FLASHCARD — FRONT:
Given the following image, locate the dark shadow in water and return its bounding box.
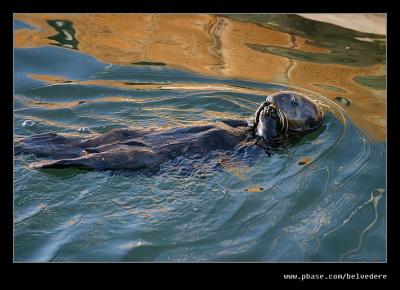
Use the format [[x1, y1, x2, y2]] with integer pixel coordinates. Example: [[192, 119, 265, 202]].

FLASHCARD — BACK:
[[353, 75, 386, 90], [124, 82, 169, 85], [132, 61, 167, 66], [246, 42, 380, 67], [47, 19, 79, 50], [313, 84, 348, 93], [219, 14, 386, 67], [286, 123, 326, 148], [39, 167, 89, 179], [38, 164, 162, 179]]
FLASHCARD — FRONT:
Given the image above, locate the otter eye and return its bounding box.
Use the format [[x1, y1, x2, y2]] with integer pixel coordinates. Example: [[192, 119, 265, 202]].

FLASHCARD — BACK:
[[290, 96, 297, 105], [305, 118, 315, 128]]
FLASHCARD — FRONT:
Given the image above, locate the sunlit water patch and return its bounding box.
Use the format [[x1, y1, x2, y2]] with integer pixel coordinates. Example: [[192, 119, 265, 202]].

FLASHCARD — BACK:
[[14, 17, 385, 262]]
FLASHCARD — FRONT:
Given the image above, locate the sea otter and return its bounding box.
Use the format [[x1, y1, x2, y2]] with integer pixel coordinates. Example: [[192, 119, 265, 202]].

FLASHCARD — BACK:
[[14, 91, 324, 171]]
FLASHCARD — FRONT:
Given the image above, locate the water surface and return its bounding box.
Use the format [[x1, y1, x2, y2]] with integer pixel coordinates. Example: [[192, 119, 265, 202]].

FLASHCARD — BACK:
[[14, 14, 386, 262]]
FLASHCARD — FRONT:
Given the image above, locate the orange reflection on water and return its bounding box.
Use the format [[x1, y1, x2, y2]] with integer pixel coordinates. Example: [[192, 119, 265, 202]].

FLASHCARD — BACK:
[[27, 73, 270, 96], [14, 13, 386, 140]]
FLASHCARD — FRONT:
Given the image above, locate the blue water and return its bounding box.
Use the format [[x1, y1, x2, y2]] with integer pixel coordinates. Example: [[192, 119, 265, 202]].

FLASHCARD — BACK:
[[14, 16, 386, 262]]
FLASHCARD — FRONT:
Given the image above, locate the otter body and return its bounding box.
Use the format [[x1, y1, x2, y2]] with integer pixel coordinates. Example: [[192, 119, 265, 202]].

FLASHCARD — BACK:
[[15, 91, 324, 171], [16, 122, 247, 170]]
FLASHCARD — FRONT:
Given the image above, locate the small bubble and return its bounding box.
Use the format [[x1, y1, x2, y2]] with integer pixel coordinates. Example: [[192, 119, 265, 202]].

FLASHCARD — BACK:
[[22, 119, 35, 127], [335, 96, 351, 106], [67, 219, 78, 225], [36, 203, 47, 210], [120, 240, 146, 249], [244, 186, 264, 192], [78, 127, 90, 133], [298, 157, 312, 166]]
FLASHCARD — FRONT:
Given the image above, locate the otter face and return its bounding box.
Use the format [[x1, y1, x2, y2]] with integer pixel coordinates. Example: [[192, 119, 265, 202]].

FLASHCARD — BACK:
[[266, 91, 324, 133], [254, 91, 324, 142]]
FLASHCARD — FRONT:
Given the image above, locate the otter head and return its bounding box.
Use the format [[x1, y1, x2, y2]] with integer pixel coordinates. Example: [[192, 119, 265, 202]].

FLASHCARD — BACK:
[[253, 91, 324, 143]]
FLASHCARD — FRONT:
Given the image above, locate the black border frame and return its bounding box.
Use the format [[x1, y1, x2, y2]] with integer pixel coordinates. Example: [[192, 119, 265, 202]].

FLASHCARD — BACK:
[[2, 0, 398, 284]]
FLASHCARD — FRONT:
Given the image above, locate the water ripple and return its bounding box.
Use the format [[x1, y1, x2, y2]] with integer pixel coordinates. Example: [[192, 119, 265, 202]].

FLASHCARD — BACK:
[[14, 59, 385, 262]]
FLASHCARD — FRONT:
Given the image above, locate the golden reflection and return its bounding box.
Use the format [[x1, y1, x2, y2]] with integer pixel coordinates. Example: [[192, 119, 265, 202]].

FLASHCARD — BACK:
[[27, 73, 269, 96], [15, 13, 386, 140], [244, 186, 265, 192]]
